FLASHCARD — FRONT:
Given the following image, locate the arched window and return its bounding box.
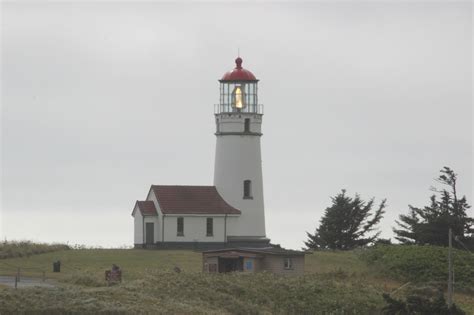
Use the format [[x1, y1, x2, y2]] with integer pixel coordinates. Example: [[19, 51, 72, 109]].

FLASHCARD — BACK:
[[243, 180, 252, 199]]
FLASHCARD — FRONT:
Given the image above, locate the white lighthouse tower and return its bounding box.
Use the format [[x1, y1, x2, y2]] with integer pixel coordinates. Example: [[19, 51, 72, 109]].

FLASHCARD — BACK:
[[214, 57, 269, 246]]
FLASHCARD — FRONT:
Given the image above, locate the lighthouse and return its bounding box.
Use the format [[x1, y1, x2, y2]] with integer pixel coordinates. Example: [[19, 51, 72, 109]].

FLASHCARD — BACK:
[[214, 57, 268, 245], [131, 56, 269, 249]]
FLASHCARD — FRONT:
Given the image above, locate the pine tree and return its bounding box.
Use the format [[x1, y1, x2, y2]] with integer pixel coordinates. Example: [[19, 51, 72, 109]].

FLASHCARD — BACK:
[[394, 167, 473, 246], [305, 190, 386, 250]]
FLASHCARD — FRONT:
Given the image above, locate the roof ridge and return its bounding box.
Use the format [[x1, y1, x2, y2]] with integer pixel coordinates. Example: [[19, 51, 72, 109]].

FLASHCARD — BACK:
[[151, 185, 216, 188]]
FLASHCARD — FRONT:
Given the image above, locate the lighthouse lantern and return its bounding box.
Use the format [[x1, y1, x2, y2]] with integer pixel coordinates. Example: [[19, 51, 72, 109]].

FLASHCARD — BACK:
[[217, 57, 261, 113]]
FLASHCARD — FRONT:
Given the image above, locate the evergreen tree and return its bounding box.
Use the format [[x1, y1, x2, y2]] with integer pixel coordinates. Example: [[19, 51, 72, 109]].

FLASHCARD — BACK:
[[394, 167, 473, 246], [305, 190, 386, 250]]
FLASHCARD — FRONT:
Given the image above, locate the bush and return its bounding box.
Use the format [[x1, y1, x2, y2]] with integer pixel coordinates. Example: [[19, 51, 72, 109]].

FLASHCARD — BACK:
[[0, 241, 70, 259], [360, 245, 474, 290], [382, 286, 466, 315]]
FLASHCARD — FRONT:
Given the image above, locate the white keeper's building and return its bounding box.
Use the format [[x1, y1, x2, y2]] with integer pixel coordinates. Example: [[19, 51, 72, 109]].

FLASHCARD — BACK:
[[131, 57, 269, 249]]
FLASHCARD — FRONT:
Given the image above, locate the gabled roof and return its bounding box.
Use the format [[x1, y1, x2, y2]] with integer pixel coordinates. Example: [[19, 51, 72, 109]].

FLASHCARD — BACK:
[[151, 185, 241, 215], [133, 200, 158, 216]]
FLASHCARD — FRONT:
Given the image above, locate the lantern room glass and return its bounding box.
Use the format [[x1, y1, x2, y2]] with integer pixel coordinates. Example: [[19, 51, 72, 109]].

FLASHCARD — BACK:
[[219, 82, 258, 113]]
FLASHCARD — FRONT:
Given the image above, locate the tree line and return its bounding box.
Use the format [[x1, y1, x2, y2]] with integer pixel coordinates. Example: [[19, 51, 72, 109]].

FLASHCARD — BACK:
[[305, 167, 473, 250]]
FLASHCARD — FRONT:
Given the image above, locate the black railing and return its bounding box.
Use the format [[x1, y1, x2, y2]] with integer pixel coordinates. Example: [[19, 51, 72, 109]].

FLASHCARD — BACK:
[[214, 104, 264, 114]]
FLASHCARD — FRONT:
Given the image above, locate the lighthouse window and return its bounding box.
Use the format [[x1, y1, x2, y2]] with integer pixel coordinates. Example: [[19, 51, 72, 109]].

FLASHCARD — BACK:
[[243, 180, 252, 199], [177, 217, 184, 236], [244, 119, 250, 132], [232, 86, 245, 109]]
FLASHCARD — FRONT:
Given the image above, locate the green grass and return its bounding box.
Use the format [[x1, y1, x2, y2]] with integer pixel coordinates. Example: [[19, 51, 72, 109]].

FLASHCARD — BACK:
[[0, 249, 202, 281], [0, 247, 472, 314]]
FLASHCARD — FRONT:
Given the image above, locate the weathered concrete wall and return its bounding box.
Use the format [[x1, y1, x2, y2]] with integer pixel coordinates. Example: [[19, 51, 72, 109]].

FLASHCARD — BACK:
[[203, 256, 218, 272], [261, 255, 305, 275]]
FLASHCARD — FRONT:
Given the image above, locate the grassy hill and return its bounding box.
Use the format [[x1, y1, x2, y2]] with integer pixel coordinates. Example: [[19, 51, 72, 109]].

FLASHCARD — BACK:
[[0, 245, 473, 314]]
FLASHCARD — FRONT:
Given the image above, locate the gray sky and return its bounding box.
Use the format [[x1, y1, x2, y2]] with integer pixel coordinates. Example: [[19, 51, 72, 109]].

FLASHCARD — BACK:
[[1, 2, 472, 249]]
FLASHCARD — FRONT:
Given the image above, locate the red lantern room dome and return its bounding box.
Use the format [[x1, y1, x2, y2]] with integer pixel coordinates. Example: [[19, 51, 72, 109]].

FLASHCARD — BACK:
[[220, 57, 258, 82]]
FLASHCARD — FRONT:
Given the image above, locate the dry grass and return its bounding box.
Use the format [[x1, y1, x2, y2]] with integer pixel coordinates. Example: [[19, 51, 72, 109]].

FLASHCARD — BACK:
[[0, 247, 472, 314], [0, 241, 70, 259]]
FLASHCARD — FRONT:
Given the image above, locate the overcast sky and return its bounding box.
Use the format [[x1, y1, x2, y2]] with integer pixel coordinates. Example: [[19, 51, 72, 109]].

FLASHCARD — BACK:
[[1, 1, 472, 249]]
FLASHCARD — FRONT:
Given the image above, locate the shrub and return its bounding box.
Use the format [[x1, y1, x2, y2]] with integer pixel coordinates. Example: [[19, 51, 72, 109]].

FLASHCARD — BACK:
[[360, 245, 474, 290], [382, 286, 466, 315], [0, 241, 70, 259]]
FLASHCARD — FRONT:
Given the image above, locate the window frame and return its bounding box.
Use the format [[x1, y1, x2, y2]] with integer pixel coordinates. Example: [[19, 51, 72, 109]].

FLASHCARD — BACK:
[[243, 180, 253, 199], [177, 217, 184, 236], [284, 257, 293, 270], [206, 217, 214, 237]]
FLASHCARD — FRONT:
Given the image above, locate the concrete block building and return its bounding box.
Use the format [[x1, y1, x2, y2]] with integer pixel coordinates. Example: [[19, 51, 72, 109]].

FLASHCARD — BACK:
[[202, 248, 306, 274]]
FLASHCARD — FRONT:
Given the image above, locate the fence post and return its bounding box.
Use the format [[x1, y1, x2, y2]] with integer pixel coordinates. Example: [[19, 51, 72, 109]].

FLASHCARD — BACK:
[[448, 228, 453, 308], [17, 267, 20, 282], [42, 271, 46, 282], [14, 275, 18, 289]]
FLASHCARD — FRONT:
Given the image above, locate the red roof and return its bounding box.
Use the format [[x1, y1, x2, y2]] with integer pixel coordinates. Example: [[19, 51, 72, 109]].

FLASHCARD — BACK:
[[134, 200, 158, 216], [220, 57, 258, 82], [151, 185, 241, 215]]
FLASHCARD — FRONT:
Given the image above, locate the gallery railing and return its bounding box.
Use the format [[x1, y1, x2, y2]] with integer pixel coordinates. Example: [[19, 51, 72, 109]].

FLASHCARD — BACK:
[[214, 104, 264, 114]]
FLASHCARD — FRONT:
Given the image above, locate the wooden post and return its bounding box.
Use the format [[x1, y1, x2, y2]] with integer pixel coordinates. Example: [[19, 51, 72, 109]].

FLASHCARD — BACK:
[[448, 228, 453, 308], [42, 271, 46, 282], [14, 275, 18, 289], [17, 267, 20, 282]]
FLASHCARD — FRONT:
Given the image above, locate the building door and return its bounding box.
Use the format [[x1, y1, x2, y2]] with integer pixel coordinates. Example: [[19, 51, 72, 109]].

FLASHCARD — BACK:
[[145, 222, 154, 244], [218, 257, 244, 273]]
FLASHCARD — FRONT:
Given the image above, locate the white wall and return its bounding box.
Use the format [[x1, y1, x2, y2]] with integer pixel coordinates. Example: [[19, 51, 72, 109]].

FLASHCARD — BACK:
[[146, 189, 162, 242], [162, 215, 227, 243], [133, 204, 143, 244], [133, 205, 160, 244], [214, 113, 266, 237]]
